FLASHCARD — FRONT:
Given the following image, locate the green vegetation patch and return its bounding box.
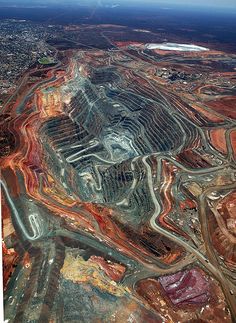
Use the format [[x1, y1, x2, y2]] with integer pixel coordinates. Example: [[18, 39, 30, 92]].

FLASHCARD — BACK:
[[38, 56, 56, 65]]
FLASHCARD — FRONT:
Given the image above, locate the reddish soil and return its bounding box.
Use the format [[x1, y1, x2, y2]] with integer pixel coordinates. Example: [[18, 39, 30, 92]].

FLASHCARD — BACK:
[[207, 97, 236, 119], [210, 128, 227, 154]]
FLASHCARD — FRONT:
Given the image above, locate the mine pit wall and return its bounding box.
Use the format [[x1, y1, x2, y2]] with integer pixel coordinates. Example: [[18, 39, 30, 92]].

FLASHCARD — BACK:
[[42, 141, 82, 198]]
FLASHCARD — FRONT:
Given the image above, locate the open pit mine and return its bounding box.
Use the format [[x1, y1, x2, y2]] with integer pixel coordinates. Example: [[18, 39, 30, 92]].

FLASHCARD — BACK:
[[1, 24, 236, 323]]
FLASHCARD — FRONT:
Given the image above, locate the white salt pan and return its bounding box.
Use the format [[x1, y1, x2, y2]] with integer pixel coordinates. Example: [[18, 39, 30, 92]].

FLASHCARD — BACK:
[[145, 42, 209, 52]]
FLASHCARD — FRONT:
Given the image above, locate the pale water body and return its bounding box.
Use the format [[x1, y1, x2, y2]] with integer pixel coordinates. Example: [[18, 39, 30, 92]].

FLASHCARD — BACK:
[[145, 42, 209, 51]]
